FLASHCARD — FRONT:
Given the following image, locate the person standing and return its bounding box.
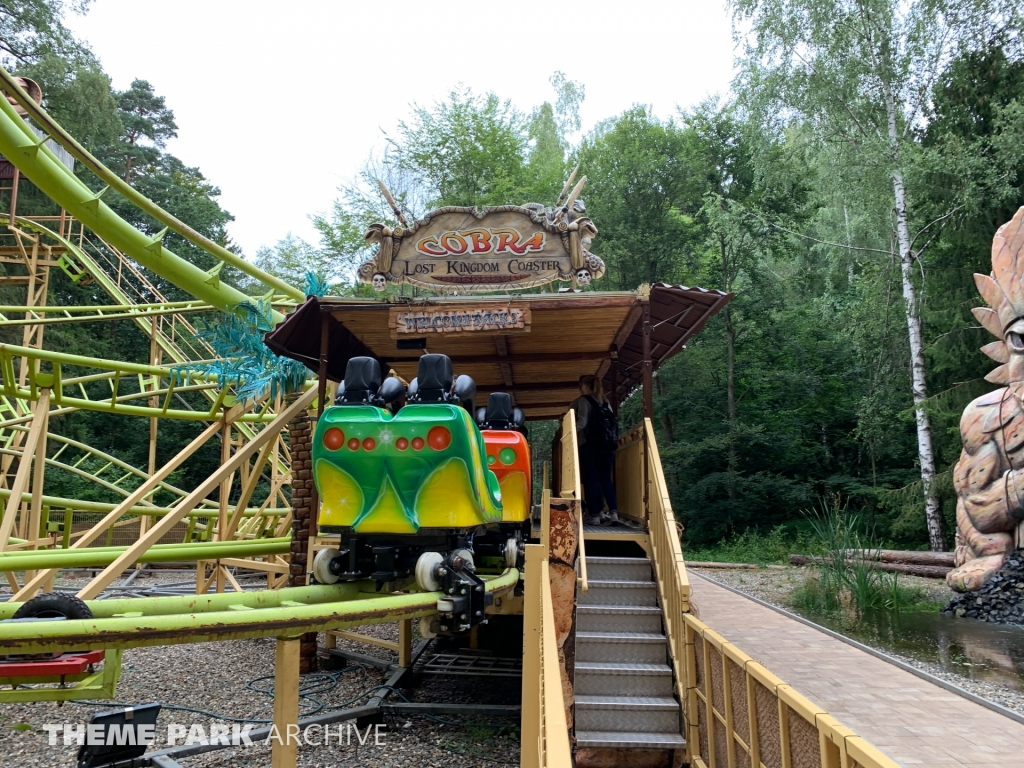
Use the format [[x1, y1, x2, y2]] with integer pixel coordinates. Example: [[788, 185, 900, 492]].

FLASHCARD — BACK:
[[570, 375, 619, 526]]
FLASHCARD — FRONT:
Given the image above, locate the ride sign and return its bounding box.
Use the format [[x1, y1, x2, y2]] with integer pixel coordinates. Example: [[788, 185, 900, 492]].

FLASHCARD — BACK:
[[389, 304, 531, 337], [357, 205, 605, 293]]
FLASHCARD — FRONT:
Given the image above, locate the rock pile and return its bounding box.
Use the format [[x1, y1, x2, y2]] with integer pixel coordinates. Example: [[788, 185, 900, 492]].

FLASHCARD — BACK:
[[943, 549, 1024, 623]]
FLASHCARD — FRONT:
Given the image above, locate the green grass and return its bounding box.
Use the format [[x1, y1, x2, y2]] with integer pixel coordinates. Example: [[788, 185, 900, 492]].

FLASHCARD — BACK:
[[684, 525, 818, 565], [789, 568, 927, 614]]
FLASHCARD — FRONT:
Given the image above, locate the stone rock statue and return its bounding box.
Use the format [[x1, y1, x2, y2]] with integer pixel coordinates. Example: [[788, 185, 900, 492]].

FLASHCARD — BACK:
[[949, 206, 1024, 592]]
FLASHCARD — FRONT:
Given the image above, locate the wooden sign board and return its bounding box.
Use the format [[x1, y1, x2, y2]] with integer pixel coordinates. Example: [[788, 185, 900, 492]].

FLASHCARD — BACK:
[[389, 304, 531, 338], [358, 205, 605, 293]]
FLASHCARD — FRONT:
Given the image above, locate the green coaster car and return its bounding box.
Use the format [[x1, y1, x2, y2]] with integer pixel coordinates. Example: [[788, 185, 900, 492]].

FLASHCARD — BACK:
[[314, 401, 503, 534]]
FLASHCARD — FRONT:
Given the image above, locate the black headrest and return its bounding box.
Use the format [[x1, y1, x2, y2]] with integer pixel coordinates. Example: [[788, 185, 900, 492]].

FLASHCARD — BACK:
[[379, 376, 406, 405], [338, 357, 381, 404], [410, 354, 453, 403], [486, 393, 514, 424], [453, 374, 476, 412], [478, 392, 525, 432]]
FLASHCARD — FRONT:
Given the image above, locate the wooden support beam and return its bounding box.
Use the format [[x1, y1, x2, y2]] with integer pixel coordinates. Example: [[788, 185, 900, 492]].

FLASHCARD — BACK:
[[495, 335, 514, 388], [387, 350, 608, 366], [642, 302, 653, 420], [272, 637, 300, 768], [24, 398, 48, 581], [317, 313, 330, 416], [399, 618, 413, 668], [218, 556, 289, 574], [597, 304, 643, 387], [75, 388, 317, 600], [0, 389, 48, 552], [330, 630, 400, 652], [216, 416, 231, 593], [12, 418, 224, 601], [224, 434, 278, 541]]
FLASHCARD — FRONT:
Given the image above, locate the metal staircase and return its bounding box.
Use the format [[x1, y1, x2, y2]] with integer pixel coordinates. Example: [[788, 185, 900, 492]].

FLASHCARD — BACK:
[[574, 554, 686, 752]]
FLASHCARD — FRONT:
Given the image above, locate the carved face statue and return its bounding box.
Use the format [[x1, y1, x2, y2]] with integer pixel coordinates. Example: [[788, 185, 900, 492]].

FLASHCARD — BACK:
[[372, 273, 387, 292], [1005, 319, 1024, 379], [575, 269, 591, 286]]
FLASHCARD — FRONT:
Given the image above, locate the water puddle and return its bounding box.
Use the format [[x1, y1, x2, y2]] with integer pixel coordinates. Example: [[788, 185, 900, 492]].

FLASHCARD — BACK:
[[792, 607, 1024, 689]]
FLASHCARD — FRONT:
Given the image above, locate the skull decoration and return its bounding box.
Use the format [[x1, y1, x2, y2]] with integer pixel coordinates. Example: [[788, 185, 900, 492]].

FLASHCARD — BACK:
[[372, 273, 387, 292], [575, 268, 592, 287]]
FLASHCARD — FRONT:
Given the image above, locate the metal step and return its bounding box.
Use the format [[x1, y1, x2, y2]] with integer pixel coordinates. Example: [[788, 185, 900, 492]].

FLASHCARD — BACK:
[[575, 695, 680, 733], [586, 556, 653, 581], [574, 662, 674, 697], [576, 631, 668, 664], [578, 579, 658, 607], [573, 556, 685, 750], [576, 604, 663, 633], [575, 730, 687, 750]]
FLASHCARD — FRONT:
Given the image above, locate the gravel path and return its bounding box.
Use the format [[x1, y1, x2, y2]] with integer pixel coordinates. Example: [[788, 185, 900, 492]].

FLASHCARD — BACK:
[[0, 634, 520, 768], [690, 565, 951, 608], [691, 565, 1024, 718], [0, 569, 520, 767]]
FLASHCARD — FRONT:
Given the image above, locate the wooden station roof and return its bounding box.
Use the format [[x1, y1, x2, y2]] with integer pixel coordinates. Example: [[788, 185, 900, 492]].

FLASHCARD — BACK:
[[265, 284, 732, 420]]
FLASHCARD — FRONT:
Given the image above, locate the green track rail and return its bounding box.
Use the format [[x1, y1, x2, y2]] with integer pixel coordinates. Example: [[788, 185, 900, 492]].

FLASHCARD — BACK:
[[0, 568, 520, 654], [0, 67, 302, 312]]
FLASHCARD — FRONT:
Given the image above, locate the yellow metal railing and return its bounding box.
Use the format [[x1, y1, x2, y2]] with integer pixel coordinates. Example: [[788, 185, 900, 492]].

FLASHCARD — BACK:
[[521, 490, 572, 768], [558, 409, 582, 501], [684, 616, 900, 768], [559, 409, 587, 593], [644, 418, 690, 708], [640, 417, 900, 768]]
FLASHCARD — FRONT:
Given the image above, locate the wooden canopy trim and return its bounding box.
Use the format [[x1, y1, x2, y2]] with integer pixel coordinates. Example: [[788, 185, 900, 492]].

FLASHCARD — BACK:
[[264, 296, 378, 382], [263, 285, 732, 417], [601, 283, 732, 404]]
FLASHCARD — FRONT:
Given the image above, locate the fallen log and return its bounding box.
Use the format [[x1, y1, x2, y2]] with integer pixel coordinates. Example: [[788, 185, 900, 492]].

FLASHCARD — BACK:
[[788, 554, 951, 579], [685, 561, 760, 569], [845, 549, 955, 567]]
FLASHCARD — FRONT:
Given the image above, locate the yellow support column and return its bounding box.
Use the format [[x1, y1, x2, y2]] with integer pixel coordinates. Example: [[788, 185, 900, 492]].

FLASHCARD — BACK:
[[272, 636, 300, 768], [398, 618, 413, 668]]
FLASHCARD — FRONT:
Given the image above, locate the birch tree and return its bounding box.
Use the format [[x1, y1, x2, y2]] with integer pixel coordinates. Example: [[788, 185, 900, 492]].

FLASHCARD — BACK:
[[729, 0, 1017, 550]]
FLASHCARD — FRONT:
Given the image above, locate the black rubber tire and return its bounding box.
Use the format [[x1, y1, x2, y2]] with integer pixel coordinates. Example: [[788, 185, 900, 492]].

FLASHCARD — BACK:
[[11, 593, 93, 621]]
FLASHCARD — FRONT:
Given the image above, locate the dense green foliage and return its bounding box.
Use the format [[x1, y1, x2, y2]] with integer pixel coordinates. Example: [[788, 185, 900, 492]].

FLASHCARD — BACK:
[[0, 17, 240, 507], [2, 3, 1023, 553]]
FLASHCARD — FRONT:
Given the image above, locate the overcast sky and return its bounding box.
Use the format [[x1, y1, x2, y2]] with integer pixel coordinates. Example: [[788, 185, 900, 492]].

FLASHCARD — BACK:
[[66, 1, 736, 258]]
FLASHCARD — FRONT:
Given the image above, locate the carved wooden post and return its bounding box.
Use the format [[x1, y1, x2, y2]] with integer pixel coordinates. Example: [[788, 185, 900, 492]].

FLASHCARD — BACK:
[[547, 497, 579, 734]]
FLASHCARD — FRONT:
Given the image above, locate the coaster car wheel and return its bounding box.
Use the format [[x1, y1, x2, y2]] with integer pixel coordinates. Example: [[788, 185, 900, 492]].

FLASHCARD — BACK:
[[12, 593, 93, 621], [6, 594, 94, 661]]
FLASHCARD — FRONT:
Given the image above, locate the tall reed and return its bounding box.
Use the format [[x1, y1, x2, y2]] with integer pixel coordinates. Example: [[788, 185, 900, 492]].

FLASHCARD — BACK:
[[790, 495, 922, 614]]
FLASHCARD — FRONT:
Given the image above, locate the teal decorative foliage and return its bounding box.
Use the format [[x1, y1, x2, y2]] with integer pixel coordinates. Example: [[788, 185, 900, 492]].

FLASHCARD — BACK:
[[172, 298, 308, 405], [304, 271, 329, 298]]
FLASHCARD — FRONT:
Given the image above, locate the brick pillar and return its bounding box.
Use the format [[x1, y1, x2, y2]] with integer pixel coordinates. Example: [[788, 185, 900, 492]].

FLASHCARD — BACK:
[[287, 411, 318, 673]]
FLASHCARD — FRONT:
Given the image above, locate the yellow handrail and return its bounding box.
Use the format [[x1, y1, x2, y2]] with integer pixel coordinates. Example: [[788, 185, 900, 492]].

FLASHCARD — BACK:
[[520, 489, 572, 768], [644, 418, 690, 707], [641, 417, 900, 768], [684, 614, 900, 768]]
